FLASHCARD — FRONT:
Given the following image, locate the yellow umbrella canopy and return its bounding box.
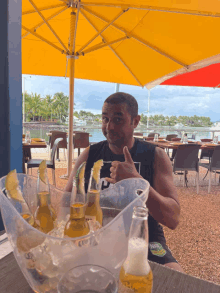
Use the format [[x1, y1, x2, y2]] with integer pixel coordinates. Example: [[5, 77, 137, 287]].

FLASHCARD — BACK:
[[22, 0, 220, 175]]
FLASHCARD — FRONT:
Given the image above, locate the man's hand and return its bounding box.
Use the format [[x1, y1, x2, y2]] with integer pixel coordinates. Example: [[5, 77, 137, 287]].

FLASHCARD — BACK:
[[105, 146, 142, 184]]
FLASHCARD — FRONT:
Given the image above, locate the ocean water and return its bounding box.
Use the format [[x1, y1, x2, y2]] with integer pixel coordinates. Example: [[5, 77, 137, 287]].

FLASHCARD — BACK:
[[23, 124, 219, 144]]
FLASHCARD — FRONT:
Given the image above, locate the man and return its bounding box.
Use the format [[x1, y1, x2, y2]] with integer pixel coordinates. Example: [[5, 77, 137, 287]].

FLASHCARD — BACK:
[[65, 92, 183, 272]]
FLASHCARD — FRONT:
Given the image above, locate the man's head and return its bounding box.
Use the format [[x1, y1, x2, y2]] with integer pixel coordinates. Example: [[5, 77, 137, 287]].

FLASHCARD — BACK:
[[104, 92, 138, 121], [102, 92, 140, 148]]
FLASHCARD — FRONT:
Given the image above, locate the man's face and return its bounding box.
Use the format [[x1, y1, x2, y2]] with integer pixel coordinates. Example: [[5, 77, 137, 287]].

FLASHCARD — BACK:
[[102, 102, 139, 147]]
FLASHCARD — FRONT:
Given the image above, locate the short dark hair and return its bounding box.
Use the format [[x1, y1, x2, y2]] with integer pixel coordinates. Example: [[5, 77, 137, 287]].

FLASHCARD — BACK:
[[104, 92, 138, 119]]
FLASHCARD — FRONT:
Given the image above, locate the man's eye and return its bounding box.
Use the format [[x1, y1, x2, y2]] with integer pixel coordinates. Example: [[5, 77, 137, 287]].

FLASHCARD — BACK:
[[114, 117, 122, 123], [102, 117, 108, 123]]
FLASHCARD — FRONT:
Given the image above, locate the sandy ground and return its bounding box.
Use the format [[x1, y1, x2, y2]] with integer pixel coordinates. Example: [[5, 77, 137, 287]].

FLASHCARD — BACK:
[[2, 148, 220, 285]]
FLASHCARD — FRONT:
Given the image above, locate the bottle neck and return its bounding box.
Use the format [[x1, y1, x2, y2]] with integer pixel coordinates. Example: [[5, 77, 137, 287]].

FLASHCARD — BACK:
[[88, 168, 100, 192], [128, 206, 149, 244], [37, 170, 51, 206], [37, 191, 50, 207], [87, 190, 100, 205]]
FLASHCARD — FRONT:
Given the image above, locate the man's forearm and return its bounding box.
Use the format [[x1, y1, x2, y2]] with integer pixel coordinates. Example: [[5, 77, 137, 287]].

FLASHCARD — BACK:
[[147, 186, 180, 230]]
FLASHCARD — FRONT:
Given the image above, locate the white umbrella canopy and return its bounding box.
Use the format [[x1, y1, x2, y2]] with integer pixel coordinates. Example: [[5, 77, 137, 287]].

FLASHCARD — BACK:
[[22, 0, 220, 176]]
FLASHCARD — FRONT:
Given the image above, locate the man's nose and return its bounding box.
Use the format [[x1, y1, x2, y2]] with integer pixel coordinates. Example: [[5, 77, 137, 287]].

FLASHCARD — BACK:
[[106, 119, 114, 130]]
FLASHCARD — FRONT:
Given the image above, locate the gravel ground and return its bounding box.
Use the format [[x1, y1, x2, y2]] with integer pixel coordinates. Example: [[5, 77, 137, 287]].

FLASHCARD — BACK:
[[30, 158, 220, 286]]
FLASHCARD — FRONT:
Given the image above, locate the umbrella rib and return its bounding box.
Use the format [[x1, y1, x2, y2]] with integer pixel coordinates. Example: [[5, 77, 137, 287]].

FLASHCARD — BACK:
[[80, 9, 143, 86], [77, 9, 129, 54], [81, 2, 220, 18], [23, 4, 66, 15], [28, 0, 68, 53], [82, 7, 188, 68], [80, 36, 128, 55], [22, 7, 68, 39], [22, 25, 65, 54]]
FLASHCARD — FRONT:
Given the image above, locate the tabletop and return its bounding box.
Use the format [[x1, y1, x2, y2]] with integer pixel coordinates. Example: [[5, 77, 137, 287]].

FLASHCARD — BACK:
[[144, 140, 220, 150], [23, 139, 47, 149], [0, 252, 220, 293]]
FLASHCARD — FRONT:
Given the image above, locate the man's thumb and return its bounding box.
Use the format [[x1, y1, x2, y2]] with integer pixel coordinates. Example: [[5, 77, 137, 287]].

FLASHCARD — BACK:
[[123, 146, 133, 164]]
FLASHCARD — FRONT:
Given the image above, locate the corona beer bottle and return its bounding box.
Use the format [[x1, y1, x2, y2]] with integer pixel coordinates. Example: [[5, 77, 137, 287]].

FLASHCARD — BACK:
[[35, 161, 56, 233], [5, 170, 37, 227], [85, 160, 103, 226], [119, 206, 153, 293], [64, 162, 90, 238]]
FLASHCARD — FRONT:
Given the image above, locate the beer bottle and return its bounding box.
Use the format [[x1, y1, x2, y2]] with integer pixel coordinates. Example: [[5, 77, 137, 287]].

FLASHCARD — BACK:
[[119, 206, 153, 293], [85, 160, 103, 227], [5, 170, 37, 227], [64, 162, 90, 238], [35, 162, 57, 233]]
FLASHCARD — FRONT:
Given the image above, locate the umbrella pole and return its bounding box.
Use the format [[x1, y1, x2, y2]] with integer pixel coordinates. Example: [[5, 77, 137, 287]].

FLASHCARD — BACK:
[[67, 56, 75, 177]]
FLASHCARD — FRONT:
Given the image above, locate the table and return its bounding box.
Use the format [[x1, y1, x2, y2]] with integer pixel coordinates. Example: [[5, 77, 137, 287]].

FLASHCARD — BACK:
[[46, 132, 92, 137], [146, 140, 219, 150], [1, 252, 220, 293], [22, 141, 47, 173]]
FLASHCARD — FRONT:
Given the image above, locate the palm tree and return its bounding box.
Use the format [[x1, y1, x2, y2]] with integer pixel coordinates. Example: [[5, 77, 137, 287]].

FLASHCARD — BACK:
[[53, 92, 69, 122]]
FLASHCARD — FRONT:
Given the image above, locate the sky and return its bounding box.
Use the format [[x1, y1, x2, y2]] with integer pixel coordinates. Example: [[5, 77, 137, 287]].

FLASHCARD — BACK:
[[23, 75, 220, 122]]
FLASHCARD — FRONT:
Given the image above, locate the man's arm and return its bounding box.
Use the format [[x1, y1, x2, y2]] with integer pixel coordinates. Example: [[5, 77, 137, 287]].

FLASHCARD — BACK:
[[64, 147, 90, 192], [147, 147, 180, 230], [105, 146, 180, 230]]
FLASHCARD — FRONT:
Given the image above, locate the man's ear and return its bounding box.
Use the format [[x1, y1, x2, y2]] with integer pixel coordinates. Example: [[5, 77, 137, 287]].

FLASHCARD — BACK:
[[133, 115, 141, 128]]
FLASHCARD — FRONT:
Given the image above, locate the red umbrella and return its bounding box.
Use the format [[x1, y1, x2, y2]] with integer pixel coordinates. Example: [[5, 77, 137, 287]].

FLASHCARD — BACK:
[[161, 63, 220, 88]]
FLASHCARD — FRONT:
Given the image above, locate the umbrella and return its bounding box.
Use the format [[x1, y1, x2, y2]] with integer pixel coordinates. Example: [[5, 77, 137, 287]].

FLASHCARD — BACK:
[[22, 0, 220, 176], [160, 63, 220, 88]]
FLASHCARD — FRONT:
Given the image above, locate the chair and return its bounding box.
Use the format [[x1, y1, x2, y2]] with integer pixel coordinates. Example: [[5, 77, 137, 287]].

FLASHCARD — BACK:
[[200, 139, 212, 142], [145, 137, 154, 141], [169, 137, 181, 161], [166, 134, 178, 158], [166, 134, 178, 141], [27, 138, 63, 186], [171, 137, 181, 141], [173, 144, 200, 194], [133, 132, 143, 137], [200, 139, 214, 163], [73, 132, 90, 156], [199, 145, 220, 193], [49, 131, 67, 161], [148, 132, 160, 138]]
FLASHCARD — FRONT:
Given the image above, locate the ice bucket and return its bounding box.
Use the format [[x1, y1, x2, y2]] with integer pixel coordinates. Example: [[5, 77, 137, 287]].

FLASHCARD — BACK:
[[0, 174, 149, 293]]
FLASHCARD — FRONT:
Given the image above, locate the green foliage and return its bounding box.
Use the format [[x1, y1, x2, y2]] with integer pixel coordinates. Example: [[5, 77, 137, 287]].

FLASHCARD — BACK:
[[140, 113, 213, 127], [23, 92, 102, 124]]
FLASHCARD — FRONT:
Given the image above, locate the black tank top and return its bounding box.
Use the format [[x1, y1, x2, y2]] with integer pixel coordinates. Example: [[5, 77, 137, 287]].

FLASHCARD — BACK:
[[85, 138, 165, 241]]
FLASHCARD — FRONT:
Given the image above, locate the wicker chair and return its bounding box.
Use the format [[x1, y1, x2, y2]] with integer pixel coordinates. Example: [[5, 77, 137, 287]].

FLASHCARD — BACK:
[[166, 134, 178, 141], [49, 131, 67, 161], [199, 145, 220, 193], [73, 132, 90, 156], [173, 144, 200, 194]]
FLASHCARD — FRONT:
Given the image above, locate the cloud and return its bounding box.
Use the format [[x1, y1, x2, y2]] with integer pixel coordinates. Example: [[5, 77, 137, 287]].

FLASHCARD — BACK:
[[22, 75, 220, 122]]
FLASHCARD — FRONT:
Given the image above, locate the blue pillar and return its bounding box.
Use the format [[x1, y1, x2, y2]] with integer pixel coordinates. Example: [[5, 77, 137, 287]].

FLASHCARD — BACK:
[[0, 0, 22, 231]]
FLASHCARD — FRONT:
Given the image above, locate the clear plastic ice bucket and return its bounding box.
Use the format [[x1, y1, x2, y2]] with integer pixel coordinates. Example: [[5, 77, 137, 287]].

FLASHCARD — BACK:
[[0, 174, 149, 293]]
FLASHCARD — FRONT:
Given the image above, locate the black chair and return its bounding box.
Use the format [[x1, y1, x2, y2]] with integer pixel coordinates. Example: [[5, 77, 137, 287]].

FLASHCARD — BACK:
[[27, 138, 63, 186], [199, 145, 220, 193], [173, 144, 200, 194], [148, 132, 160, 138], [49, 131, 67, 161]]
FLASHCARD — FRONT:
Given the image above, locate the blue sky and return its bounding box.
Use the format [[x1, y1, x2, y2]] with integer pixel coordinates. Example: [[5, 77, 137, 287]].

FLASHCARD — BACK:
[[23, 75, 220, 122]]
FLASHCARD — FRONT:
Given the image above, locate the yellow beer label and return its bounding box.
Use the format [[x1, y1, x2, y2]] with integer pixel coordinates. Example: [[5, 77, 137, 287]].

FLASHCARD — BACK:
[[118, 280, 134, 293], [149, 242, 166, 257]]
